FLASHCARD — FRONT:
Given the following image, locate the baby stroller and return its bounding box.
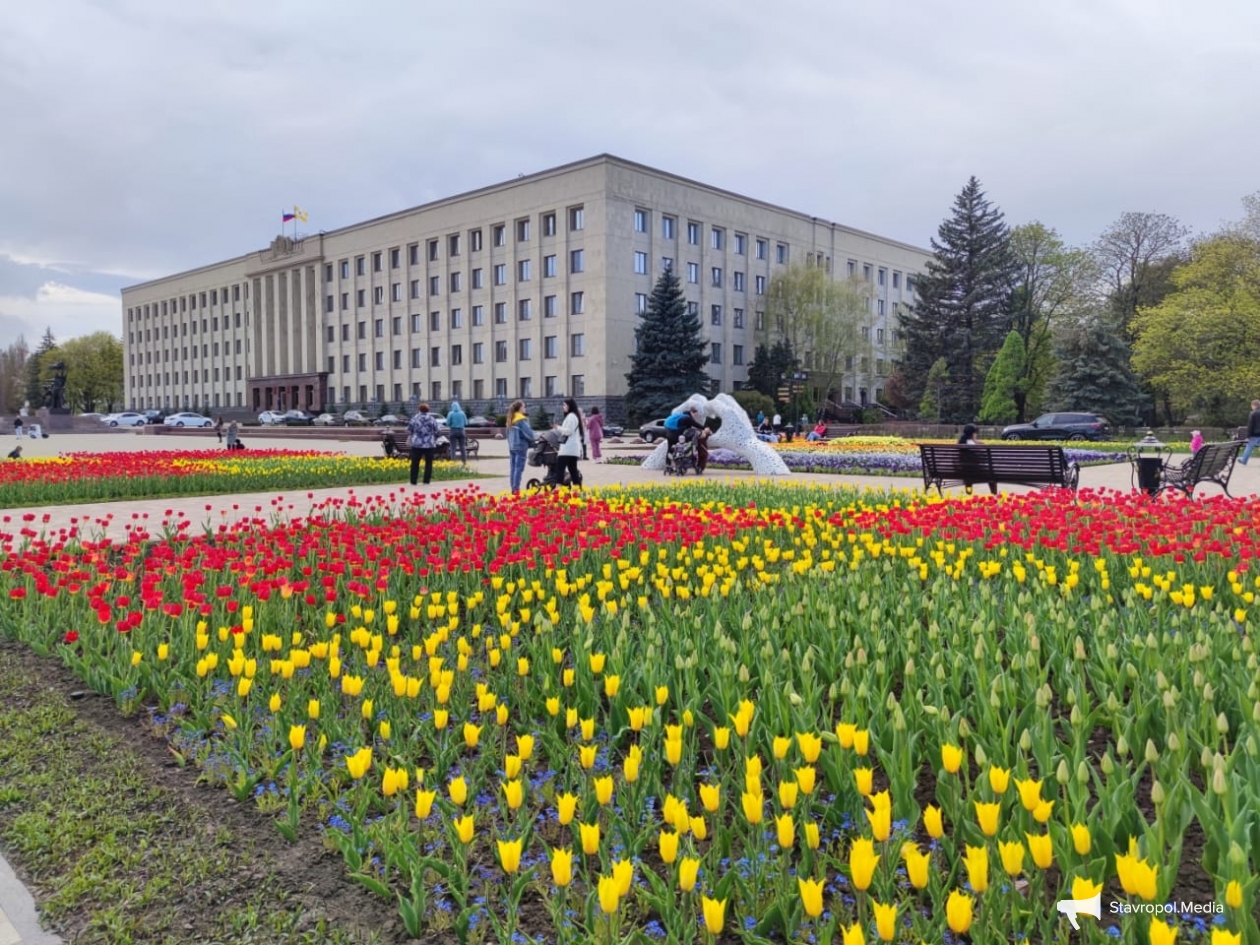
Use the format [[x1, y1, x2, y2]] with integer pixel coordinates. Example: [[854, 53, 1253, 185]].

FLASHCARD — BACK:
[[525, 429, 576, 489], [664, 426, 706, 476]]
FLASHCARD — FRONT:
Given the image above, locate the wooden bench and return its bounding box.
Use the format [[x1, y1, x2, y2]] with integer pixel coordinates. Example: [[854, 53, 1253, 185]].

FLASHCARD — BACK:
[[919, 444, 1079, 495], [1157, 441, 1241, 497]]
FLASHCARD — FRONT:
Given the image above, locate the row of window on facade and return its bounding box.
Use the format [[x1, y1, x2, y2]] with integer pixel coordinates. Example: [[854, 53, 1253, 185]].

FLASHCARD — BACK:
[[324, 332, 588, 375], [127, 311, 245, 344], [129, 337, 245, 366], [325, 250, 587, 311], [127, 284, 248, 323], [632, 210, 791, 262], [133, 365, 244, 387], [326, 207, 586, 282]]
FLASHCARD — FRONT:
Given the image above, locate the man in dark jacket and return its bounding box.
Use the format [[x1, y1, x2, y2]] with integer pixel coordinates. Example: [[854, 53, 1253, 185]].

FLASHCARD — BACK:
[[1240, 399, 1260, 464]]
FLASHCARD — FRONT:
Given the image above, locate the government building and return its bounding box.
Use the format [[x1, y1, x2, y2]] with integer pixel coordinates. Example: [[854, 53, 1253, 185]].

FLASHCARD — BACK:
[[120, 154, 930, 421]]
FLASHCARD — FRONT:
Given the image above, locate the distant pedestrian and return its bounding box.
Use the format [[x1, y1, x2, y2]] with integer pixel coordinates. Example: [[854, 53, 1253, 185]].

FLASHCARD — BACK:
[[756, 410, 765, 427], [506, 400, 537, 494], [554, 397, 585, 488], [14, 416, 22, 440], [225, 421, 240, 450], [406, 403, 441, 485], [215, 416, 224, 443], [1190, 430, 1204, 454], [587, 406, 605, 463], [446, 400, 468, 464], [1240, 400, 1260, 465], [772, 412, 782, 433]]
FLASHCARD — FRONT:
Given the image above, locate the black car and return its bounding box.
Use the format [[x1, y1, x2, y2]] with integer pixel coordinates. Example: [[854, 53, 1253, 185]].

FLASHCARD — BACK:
[[143, 409, 168, 424], [1000, 412, 1112, 441]]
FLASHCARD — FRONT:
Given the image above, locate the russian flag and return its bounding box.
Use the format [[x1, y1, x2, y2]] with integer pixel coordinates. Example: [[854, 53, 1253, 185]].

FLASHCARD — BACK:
[[282, 212, 296, 223]]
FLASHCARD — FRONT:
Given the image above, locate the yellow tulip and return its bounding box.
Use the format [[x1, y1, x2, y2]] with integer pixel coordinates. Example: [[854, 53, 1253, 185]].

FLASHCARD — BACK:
[[699, 783, 721, 813], [836, 722, 857, 749], [580, 821, 601, 855], [975, 801, 1001, 837], [503, 754, 522, 780], [379, 720, 391, 741], [1071, 823, 1091, 855], [1015, 777, 1043, 811], [448, 776, 468, 806], [713, 726, 730, 750], [796, 731, 822, 763], [221, 713, 238, 731], [550, 847, 573, 887], [941, 743, 963, 774], [946, 890, 974, 934], [433, 708, 449, 730], [463, 722, 481, 748], [689, 815, 707, 840], [866, 803, 891, 842], [902, 843, 930, 888], [924, 805, 945, 839], [798, 876, 825, 918], [454, 814, 474, 844], [1225, 880, 1242, 909], [773, 735, 791, 760], [556, 792, 578, 825], [581, 717, 596, 741], [307, 698, 321, 720], [613, 858, 633, 897], [988, 765, 1011, 794], [497, 837, 522, 874], [872, 901, 897, 943], [664, 737, 682, 766], [730, 699, 755, 737], [795, 765, 817, 795], [804, 820, 821, 850], [1211, 931, 1241, 945], [1027, 831, 1053, 869], [627, 706, 647, 731], [776, 812, 795, 849], [1071, 876, 1103, 901], [597, 874, 619, 914], [854, 767, 873, 796], [964, 844, 989, 893], [502, 779, 525, 811], [589, 652, 606, 674], [778, 779, 799, 809], [999, 839, 1025, 876], [1032, 799, 1055, 823], [593, 775, 614, 806], [382, 767, 405, 797], [741, 790, 763, 825], [288, 724, 306, 751], [345, 747, 372, 780], [546, 696, 561, 717], [579, 743, 598, 769], [414, 789, 436, 819], [701, 896, 726, 935], [623, 754, 640, 783], [236, 677, 252, 697], [655, 685, 669, 705], [517, 656, 529, 676], [852, 729, 870, 756], [849, 837, 879, 891], [678, 856, 700, 892], [658, 829, 679, 864], [515, 733, 534, 760], [1149, 919, 1178, 945]]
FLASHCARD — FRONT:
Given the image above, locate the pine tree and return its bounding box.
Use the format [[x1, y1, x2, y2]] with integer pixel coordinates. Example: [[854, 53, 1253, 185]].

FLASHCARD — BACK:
[[745, 340, 798, 401], [24, 328, 57, 410], [979, 330, 1026, 424], [919, 357, 950, 421], [625, 266, 709, 425], [1047, 318, 1145, 426], [899, 177, 1018, 421]]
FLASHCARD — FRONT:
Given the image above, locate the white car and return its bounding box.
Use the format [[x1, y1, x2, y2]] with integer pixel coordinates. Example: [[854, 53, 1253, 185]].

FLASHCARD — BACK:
[[258, 411, 286, 425], [164, 412, 214, 428], [105, 412, 147, 427], [342, 410, 368, 426], [312, 413, 341, 426]]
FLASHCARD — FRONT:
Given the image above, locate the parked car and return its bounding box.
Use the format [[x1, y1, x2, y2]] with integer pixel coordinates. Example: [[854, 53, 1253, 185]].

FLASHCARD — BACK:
[[143, 409, 168, 424], [258, 410, 286, 425], [603, 423, 625, 438], [164, 411, 214, 428], [106, 412, 148, 427], [639, 418, 669, 442], [1000, 412, 1112, 441], [282, 410, 315, 425], [312, 413, 341, 426], [342, 410, 369, 426], [465, 415, 496, 428], [374, 414, 400, 426], [78, 412, 105, 421]]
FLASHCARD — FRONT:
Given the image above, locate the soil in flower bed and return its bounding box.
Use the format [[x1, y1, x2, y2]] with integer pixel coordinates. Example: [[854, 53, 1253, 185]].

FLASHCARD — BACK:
[[0, 640, 397, 945]]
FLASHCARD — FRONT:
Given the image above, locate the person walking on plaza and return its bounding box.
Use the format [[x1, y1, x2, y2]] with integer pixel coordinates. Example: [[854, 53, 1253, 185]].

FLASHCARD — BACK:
[[406, 403, 441, 485], [446, 400, 468, 463], [586, 405, 605, 463], [506, 400, 537, 494], [1241, 400, 1260, 465], [555, 397, 585, 488], [14, 416, 22, 440], [215, 416, 224, 443]]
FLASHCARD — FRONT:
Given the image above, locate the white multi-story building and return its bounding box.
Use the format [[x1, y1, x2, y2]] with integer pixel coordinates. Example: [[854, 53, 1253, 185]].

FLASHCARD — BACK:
[[120, 154, 929, 420]]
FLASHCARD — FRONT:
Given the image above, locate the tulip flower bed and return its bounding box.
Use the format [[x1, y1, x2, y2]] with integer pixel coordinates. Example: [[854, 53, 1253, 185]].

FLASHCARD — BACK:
[[0, 449, 469, 507], [1, 482, 1258, 944]]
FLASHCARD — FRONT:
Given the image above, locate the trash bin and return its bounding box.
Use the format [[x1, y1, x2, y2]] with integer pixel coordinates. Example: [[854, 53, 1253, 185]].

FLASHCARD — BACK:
[[1128, 432, 1169, 496]]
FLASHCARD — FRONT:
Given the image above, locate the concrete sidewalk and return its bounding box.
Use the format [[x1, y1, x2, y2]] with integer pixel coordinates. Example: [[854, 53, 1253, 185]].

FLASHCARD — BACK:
[[0, 850, 60, 945]]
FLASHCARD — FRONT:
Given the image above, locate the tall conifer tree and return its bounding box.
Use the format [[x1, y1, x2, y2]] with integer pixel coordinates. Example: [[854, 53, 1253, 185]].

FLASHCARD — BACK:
[[899, 177, 1018, 420], [625, 265, 709, 424]]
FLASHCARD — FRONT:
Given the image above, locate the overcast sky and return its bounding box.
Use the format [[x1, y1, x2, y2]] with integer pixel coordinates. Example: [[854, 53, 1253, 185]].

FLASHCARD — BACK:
[[1, 0, 1257, 348]]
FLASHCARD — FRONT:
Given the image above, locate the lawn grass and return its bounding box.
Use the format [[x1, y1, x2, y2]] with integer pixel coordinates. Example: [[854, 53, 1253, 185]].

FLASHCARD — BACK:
[[0, 642, 385, 945]]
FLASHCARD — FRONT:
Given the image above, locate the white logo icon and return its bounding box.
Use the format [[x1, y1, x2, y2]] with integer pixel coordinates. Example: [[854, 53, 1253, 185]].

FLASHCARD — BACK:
[[1056, 892, 1102, 930]]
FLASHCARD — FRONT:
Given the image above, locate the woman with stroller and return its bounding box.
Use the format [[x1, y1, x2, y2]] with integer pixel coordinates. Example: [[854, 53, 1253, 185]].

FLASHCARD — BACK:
[[506, 401, 537, 494], [554, 398, 585, 488]]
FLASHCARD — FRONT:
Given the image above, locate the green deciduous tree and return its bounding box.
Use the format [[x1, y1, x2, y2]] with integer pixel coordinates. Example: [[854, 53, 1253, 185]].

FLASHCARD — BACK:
[[58, 332, 124, 413], [762, 264, 869, 410], [979, 330, 1025, 424], [1132, 234, 1260, 427], [0, 337, 29, 415], [624, 266, 709, 425], [899, 177, 1018, 420]]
